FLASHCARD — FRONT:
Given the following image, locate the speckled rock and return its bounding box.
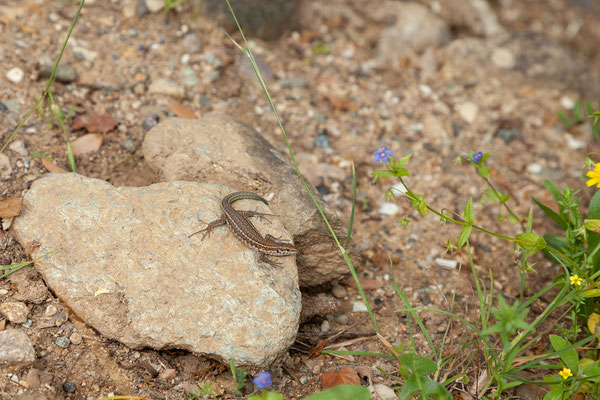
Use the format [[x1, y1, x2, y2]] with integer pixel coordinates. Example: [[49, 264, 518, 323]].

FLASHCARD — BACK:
[[0, 329, 35, 363], [11, 174, 300, 366]]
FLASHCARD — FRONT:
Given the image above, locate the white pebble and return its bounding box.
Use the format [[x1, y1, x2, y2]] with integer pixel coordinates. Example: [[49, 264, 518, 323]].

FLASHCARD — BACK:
[[456, 102, 479, 124], [181, 53, 190, 64], [434, 257, 458, 269], [6, 67, 24, 83], [378, 202, 399, 216], [491, 48, 515, 69], [527, 163, 542, 174], [352, 301, 368, 313], [390, 183, 407, 197], [566, 135, 586, 150], [560, 96, 575, 110]]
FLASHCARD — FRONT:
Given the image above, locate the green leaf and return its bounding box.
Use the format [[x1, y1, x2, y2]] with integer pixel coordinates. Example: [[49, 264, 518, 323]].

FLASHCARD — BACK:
[[480, 152, 491, 163], [556, 110, 573, 127], [588, 190, 600, 268], [516, 232, 547, 256], [574, 99, 584, 122], [533, 197, 568, 230], [457, 226, 472, 250], [543, 233, 568, 251], [549, 334, 579, 372], [398, 353, 437, 375], [544, 180, 564, 208], [543, 387, 567, 400], [477, 165, 490, 179], [398, 375, 451, 400], [302, 385, 370, 400], [463, 197, 474, 224]]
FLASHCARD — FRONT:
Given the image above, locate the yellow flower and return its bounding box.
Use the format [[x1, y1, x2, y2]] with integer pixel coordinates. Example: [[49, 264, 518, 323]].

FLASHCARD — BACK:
[[586, 163, 600, 188], [570, 275, 583, 286], [559, 367, 573, 380]]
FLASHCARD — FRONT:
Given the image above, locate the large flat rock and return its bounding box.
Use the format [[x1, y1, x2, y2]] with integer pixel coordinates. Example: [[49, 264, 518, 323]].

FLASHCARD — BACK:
[[11, 173, 300, 366]]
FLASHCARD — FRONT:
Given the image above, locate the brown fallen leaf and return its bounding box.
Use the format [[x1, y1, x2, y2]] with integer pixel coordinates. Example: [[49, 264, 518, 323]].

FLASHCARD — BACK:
[[41, 158, 67, 173], [168, 101, 197, 119], [0, 197, 23, 218], [321, 366, 360, 389], [71, 133, 103, 156], [71, 113, 118, 133]]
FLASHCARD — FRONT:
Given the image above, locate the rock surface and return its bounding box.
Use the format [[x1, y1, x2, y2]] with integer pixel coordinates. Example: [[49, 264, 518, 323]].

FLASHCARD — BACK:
[[0, 301, 30, 324], [0, 329, 35, 363], [142, 113, 359, 287], [11, 173, 300, 366]]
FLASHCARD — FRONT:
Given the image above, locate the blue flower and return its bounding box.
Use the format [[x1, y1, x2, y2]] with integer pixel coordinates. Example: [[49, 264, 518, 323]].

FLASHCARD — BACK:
[[253, 371, 272, 390], [472, 151, 483, 163], [373, 147, 393, 162]]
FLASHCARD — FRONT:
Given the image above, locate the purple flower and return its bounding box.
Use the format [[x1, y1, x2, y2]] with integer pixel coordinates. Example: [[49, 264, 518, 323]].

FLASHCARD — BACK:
[[472, 151, 483, 163], [253, 371, 272, 390], [373, 147, 393, 162]]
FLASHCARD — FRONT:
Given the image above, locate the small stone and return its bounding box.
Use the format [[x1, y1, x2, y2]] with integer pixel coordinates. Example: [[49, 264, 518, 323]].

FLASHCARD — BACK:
[[62, 381, 76, 393], [456, 102, 479, 124], [44, 304, 58, 317], [0, 301, 30, 324], [314, 132, 330, 148], [279, 77, 306, 89], [390, 183, 407, 197], [372, 383, 397, 400], [0, 329, 35, 363], [69, 332, 82, 345], [496, 128, 521, 144], [10, 373, 19, 383], [566, 135, 586, 150], [320, 320, 330, 332], [142, 114, 160, 131], [434, 258, 458, 269], [182, 33, 202, 53], [145, 0, 163, 13], [25, 368, 41, 389], [159, 368, 177, 380], [0, 153, 12, 180], [148, 79, 185, 98], [491, 48, 515, 69], [179, 67, 199, 87], [378, 202, 399, 216], [560, 96, 575, 110], [6, 67, 24, 83], [331, 284, 347, 299], [527, 163, 542, 174], [299, 376, 308, 384], [127, 28, 138, 37], [334, 313, 348, 325], [37, 60, 77, 83], [8, 140, 27, 156], [352, 301, 368, 313], [21, 319, 32, 328], [181, 53, 190, 64], [55, 335, 70, 348]]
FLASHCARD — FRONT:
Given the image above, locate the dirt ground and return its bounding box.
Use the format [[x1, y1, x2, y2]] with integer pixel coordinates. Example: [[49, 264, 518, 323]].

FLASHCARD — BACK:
[[1, 0, 600, 399]]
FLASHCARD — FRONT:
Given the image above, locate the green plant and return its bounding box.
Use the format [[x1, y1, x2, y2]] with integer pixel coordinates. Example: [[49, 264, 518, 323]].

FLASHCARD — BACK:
[[230, 359, 248, 396], [556, 98, 600, 137], [187, 381, 217, 399]]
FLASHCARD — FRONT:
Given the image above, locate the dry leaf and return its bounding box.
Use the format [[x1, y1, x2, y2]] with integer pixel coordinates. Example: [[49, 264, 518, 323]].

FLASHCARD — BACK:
[[71, 113, 118, 133], [0, 197, 23, 218], [71, 133, 103, 156], [168, 101, 197, 119], [41, 158, 67, 173], [321, 366, 360, 389]]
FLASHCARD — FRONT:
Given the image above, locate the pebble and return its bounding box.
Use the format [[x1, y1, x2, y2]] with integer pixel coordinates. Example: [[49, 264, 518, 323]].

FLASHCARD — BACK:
[[62, 381, 76, 393], [182, 32, 202, 53], [352, 301, 368, 313], [142, 114, 160, 131], [279, 77, 306, 89], [378, 202, 399, 216], [390, 183, 408, 197], [372, 383, 398, 400], [456, 102, 479, 124], [527, 163, 542, 174], [6, 67, 24, 83], [21, 319, 32, 328], [8, 140, 27, 156], [181, 53, 190, 64], [314, 131, 330, 148], [320, 320, 330, 332], [37, 62, 78, 83], [560, 96, 575, 110], [70, 332, 82, 345], [145, 0, 163, 13], [434, 257, 458, 269], [0, 102, 8, 113], [566, 135, 586, 150], [491, 48, 516, 69], [179, 67, 199, 87], [335, 313, 348, 325], [0, 301, 30, 324], [496, 128, 521, 144], [331, 284, 347, 299], [0, 329, 36, 363], [159, 368, 177, 380], [44, 304, 58, 317], [299, 376, 308, 385], [148, 79, 185, 98], [25, 368, 41, 389], [55, 335, 70, 348]]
